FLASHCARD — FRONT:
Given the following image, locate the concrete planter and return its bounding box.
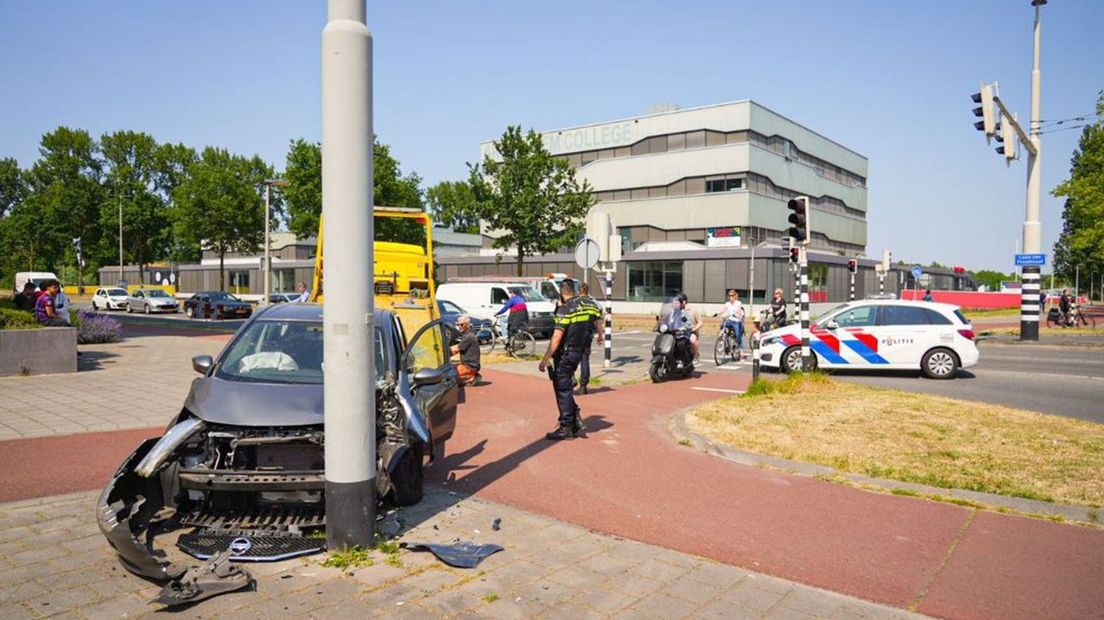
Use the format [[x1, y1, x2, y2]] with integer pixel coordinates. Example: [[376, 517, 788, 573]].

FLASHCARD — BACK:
[[0, 328, 78, 377]]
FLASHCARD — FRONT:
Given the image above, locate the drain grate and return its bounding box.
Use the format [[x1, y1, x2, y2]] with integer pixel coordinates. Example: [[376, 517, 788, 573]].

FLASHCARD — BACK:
[[177, 531, 325, 562]]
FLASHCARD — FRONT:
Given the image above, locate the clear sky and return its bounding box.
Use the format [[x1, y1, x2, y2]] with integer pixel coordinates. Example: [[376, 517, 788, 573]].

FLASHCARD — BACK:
[[1, 1, 1101, 272]]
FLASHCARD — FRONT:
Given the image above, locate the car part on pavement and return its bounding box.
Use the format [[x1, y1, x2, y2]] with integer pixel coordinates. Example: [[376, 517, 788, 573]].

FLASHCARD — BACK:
[[401, 540, 504, 568], [153, 550, 254, 607], [135, 418, 206, 478]]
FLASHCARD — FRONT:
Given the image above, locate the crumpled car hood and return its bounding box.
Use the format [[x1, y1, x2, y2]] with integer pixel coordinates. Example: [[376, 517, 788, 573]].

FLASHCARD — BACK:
[[185, 377, 323, 427]]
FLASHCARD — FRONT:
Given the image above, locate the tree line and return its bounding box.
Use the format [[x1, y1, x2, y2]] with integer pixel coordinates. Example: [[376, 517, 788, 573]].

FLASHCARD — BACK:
[[1053, 91, 1104, 292], [0, 124, 593, 289]]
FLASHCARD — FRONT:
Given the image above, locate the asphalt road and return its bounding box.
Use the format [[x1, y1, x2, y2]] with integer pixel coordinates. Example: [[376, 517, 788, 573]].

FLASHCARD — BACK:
[[827, 341, 1104, 424]]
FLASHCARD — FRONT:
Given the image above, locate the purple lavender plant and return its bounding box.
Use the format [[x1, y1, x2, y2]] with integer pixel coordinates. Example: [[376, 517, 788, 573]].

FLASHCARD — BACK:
[[76, 309, 123, 344]]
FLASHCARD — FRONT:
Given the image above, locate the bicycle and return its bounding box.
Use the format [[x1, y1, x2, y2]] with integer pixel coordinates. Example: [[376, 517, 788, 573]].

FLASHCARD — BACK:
[[480, 321, 537, 359], [1047, 304, 1096, 329], [713, 321, 743, 366]]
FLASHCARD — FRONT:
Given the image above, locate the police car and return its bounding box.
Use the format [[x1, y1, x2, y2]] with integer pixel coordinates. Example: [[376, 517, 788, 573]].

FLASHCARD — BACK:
[[757, 300, 978, 379]]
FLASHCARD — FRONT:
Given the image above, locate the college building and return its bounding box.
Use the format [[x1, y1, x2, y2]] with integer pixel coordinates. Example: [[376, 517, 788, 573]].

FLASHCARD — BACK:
[[441, 100, 972, 310]]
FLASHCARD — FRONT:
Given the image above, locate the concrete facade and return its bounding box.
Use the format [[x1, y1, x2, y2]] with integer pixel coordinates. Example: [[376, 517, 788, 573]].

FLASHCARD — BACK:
[[0, 328, 77, 377]]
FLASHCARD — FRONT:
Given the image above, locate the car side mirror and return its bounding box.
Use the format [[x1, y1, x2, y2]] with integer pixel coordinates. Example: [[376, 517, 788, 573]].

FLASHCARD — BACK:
[[192, 355, 213, 375], [412, 367, 444, 386], [825, 320, 839, 330]]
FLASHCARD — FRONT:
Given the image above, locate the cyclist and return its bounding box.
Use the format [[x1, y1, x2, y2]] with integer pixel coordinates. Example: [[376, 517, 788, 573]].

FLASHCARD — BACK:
[[770, 288, 788, 329], [716, 289, 745, 360], [1059, 289, 1074, 326], [494, 288, 530, 340]]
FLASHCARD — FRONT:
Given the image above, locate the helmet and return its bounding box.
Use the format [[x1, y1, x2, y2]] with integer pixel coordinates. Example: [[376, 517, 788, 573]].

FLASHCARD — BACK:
[[675, 293, 688, 304]]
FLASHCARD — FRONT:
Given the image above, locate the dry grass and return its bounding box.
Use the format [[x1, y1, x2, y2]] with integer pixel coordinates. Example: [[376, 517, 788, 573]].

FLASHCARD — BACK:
[[686, 373, 1104, 507]]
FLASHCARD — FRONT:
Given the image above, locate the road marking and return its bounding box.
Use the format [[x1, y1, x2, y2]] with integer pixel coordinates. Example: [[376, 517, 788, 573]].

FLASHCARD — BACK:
[[977, 368, 1104, 382], [691, 387, 746, 394], [710, 365, 745, 371], [618, 330, 644, 335]]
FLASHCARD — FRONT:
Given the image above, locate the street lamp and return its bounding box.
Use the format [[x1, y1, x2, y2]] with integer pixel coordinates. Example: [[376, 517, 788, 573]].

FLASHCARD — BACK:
[[262, 179, 289, 306], [747, 237, 770, 318], [1075, 263, 1081, 299]]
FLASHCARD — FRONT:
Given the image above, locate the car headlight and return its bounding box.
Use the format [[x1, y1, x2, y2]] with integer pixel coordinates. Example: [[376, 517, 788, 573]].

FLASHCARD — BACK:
[[760, 337, 779, 347]]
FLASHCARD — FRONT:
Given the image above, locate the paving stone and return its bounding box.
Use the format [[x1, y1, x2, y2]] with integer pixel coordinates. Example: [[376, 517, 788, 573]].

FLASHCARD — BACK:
[[21, 585, 96, 616], [764, 604, 822, 620], [77, 591, 154, 618], [779, 585, 853, 616], [0, 602, 37, 620], [722, 580, 789, 612], [743, 572, 798, 596], [0, 578, 48, 605], [575, 586, 641, 615], [660, 575, 724, 605], [347, 561, 407, 589], [625, 591, 699, 619], [685, 560, 751, 590], [409, 586, 481, 616], [626, 557, 692, 584]]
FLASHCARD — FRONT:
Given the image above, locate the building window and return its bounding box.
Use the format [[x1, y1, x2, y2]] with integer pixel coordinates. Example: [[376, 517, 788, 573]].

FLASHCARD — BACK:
[[229, 270, 250, 295], [627, 261, 684, 302], [272, 268, 296, 292], [706, 177, 743, 193]]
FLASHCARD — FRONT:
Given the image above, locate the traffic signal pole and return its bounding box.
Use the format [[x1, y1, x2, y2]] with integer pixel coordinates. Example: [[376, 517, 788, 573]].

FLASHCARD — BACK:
[[322, 0, 375, 550], [1019, 1, 1044, 341], [799, 247, 811, 372]]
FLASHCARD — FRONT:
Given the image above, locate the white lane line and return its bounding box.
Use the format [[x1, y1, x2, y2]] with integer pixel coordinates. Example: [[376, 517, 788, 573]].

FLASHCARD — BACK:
[[710, 365, 745, 371], [977, 368, 1104, 382], [691, 387, 746, 394], [618, 330, 644, 335]]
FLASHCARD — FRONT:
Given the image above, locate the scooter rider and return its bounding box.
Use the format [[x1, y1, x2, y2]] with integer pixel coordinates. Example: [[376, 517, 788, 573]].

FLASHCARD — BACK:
[[538, 279, 601, 440]]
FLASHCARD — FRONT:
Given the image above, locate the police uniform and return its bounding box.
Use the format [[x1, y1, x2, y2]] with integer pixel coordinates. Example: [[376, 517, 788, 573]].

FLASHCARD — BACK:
[[577, 294, 602, 390], [550, 295, 602, 434]]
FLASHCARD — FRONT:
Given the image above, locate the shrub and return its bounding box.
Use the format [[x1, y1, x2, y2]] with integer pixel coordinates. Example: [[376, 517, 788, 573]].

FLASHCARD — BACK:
[[74, 309, 123, 344], [0, 308, 41, 330]]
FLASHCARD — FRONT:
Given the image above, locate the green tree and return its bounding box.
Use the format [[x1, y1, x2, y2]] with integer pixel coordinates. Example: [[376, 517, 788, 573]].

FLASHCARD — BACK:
[[283, 137, 426, 244], [0, 157, 27, 218], [971, 269, 1014, 291], [426, 179, 481, 233], [0, 158, 30, 285], [171, 147, 277, 289], [469, 126, 594, 275], [1053, 91, 1104, 292], [25, 127, 104, 286], [100, 131, 167, 283], [153, 142, 199, 263]]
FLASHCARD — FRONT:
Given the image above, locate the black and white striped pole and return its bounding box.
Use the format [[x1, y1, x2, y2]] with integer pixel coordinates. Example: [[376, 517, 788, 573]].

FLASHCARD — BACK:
[[603, 273, 613, 368], [848, 258, 857, 302], [791, 263, 800, 321], [751, 331, 760, 382], [799, 248, 811, 372], [1021, 266, 1041, 338]]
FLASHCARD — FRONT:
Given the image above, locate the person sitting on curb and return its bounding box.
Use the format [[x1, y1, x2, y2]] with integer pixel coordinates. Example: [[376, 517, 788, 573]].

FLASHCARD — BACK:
[[34, 280, 70, 327], [450, 314, 482, 386], [13, 282, 37, 311]]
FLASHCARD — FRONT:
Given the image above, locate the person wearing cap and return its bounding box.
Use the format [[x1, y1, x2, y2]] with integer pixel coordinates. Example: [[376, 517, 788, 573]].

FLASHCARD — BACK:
[[538, 279, 601, 440]]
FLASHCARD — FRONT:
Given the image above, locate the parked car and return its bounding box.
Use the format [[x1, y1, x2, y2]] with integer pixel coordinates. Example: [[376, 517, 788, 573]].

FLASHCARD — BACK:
[[91, 287, 130, 311], [97, 303, 459, 579], [183, 291, 253, 319], [436, 282, 555, 338], [126, 289, 179, 314], [268, 292, 298, 304], [757, 300, 978, 379], [437, 299, 492, 340]]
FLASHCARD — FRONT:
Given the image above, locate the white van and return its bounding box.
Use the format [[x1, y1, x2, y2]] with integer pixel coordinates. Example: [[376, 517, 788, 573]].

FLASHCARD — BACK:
[[436, 282, 555, 338], [14, 272, 59, 295]]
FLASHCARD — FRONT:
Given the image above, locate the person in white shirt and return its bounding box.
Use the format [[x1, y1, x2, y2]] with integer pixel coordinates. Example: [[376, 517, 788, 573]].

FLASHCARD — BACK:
[[718, 289, 745, 358], [294, 282, 310, 303]]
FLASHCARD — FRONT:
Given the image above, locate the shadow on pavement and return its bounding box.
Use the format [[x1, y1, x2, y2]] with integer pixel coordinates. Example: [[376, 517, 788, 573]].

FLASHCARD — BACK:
[[77, 350, 119, 372]]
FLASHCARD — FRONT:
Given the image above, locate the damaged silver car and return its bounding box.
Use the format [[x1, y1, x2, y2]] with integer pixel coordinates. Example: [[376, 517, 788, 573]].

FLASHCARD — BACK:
[[97, 303, 458, 581]]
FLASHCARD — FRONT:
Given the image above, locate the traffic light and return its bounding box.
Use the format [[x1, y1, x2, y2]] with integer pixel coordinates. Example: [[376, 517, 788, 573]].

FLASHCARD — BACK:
[[847, 259, 857, 274], [789, 247, 800, 264], [995, 111, 1018, 161], [786, 197, 810, 246], [971, 84, 996, 142]]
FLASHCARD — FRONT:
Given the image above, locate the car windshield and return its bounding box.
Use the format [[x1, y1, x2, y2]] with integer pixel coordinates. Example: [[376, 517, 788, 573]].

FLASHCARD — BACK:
[[208, 292, 239, 302], [148, 290, 171, 298], [216, 320, 385, 385], [107, 289, 126, 296], [508, 286, 544, 302]]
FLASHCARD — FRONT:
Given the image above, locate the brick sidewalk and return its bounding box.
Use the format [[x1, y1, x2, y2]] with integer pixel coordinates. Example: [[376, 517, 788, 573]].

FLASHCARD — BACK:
[[0, 335, 227, 441], [0, 486, 921, 619]]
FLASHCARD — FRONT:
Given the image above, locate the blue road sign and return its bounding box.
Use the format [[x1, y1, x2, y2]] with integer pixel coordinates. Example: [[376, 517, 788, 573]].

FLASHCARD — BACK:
[[1015, 253, 1046, 267], [911, 266, 923, 279]]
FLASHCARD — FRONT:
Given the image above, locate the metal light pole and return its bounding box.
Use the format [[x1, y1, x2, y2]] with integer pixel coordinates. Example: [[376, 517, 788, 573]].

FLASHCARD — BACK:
[[1075, 264, 1081, 297], [118, 189, 124, 286], [1018, 0, 1046, 341], [322, 0, 374, 550], [746, 239, 769, 318], [262, 179, 289, 306]]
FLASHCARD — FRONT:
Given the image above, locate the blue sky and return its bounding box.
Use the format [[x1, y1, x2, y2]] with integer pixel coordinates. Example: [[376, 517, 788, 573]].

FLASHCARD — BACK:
[[1, 1, 1101, 272]]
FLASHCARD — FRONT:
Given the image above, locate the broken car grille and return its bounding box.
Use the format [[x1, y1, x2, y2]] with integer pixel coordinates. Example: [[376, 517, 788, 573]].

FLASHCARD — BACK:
[[177, 532, 324, 561], [181, 505, 325, 534]]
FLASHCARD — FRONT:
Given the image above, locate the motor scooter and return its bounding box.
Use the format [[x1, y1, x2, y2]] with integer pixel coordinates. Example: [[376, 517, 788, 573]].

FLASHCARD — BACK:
[[649, 312, 695, 383]]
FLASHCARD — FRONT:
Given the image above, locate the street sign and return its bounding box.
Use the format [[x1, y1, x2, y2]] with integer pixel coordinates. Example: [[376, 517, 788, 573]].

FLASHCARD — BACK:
[[911, 266, 923, 279], [574, 238, 600, 270], [1015, 253, 1046, 267]]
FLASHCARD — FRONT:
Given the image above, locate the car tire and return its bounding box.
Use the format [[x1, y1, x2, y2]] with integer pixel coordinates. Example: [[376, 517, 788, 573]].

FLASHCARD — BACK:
[[922, 348, 959, 380], [92, 300, 98, 311], [390, 441, 424, 506], [781, 346, 817, 374], [126, 304, 132, 313], [185, 306, 194, 319], [144, 303, 150, 314]]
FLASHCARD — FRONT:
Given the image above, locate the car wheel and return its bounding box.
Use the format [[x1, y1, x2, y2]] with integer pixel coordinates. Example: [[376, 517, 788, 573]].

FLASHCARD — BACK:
[[144, 303, 151, 314], [92, 300, 98, 311], [126, 304, 132, 313], [922, 348, 959, 380], [389, 441, 424, 506], [185, 306, 194, 319], [781, 346, 817, 374]]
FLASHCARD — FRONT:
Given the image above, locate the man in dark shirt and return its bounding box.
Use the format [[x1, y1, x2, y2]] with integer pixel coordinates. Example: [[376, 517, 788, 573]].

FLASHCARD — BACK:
[[575, 283, 605, 394], [770, 288, 788, 329], [450, 315, 481, 385], [539, 279, 601, 440], [13, 282, 37, 311]]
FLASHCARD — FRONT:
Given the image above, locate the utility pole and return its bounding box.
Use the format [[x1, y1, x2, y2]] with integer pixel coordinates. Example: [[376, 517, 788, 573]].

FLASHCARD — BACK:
[[786, 197, 811, 371], [118, 189, 124, 287], [322, 0, 374, 550], [262, 179, 289, 306]]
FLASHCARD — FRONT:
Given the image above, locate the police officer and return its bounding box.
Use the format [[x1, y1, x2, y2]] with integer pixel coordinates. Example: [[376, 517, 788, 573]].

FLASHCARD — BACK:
[[538, 279, 601, 440], [576, 282, 605, 394]]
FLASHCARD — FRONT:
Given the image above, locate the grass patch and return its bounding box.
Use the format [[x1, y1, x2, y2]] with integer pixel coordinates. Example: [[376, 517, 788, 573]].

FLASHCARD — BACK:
[[480, 351, 542, 365], [686, 373, 1104, 508], [482, 593, 499, 603], [322, 545, 374, 569], [677, 438, 692, 447]]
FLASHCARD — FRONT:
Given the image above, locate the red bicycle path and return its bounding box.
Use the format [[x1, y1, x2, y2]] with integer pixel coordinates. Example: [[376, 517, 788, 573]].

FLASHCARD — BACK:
[[2, 367, 1101, 619]]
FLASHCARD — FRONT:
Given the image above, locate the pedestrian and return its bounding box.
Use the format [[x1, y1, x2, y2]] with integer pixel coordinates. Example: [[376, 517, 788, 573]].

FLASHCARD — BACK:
[[54, 286, 73, 324], [538, 279, 601, 440], [294, 282, 310, 303], [770, 288, 787, 329], [575, 282, 605, 394], [34, 280, 70, 327], [1059, 288, 1074, 326], [13, 282, 37, 311], [923, 289, 933, 302], [449, 314, 482, 386]]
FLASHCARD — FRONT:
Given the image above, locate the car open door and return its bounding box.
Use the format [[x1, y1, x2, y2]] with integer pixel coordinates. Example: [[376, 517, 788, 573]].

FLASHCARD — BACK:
[[400, 318, 458, 454]]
